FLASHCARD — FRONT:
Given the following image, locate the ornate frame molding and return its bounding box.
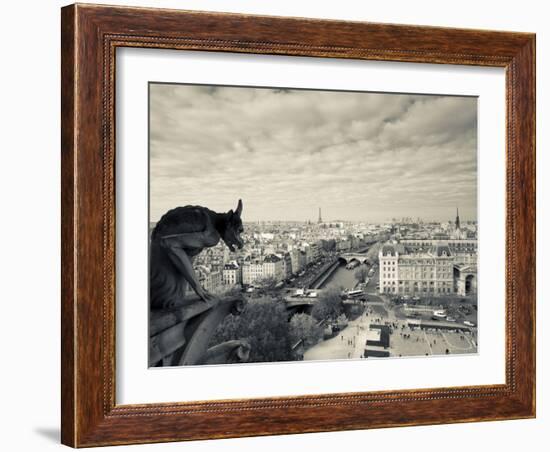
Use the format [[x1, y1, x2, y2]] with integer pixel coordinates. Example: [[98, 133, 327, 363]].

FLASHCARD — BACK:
[[61, 4, 535, 447]]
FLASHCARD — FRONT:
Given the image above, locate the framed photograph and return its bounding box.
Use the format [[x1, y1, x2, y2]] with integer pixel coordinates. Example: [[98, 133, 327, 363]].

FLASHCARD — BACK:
[[61, 3, 536, 447]]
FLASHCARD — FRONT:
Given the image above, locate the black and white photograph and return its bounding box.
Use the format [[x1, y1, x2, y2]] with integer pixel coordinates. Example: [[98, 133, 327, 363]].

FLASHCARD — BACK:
[[148, 83, 479, 367], [0, 0, 542, 449]]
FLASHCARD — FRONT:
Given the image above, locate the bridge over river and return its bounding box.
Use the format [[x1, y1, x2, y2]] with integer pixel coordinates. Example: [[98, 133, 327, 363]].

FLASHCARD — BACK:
[[338, 253, 371, 264], [283, 242, 379, 313]]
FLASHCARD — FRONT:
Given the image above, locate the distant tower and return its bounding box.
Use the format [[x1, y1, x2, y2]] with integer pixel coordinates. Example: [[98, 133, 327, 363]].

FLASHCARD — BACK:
[[318, 207, 323, 223], [455, 207, 461, 230]]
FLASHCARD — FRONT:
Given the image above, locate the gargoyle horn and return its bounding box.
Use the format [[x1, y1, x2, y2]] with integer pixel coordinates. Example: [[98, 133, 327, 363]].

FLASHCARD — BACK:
[[235, 199, 243, 217]]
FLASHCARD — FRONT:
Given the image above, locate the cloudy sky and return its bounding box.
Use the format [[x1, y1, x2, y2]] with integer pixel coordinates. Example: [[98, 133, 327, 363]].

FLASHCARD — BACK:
[[149, 83, 477, 223]]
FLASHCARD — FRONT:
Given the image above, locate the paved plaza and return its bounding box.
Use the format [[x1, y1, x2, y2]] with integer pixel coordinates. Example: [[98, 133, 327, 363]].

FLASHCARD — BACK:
[[303, 311, 380, 361], [304, 299, 477, 361]]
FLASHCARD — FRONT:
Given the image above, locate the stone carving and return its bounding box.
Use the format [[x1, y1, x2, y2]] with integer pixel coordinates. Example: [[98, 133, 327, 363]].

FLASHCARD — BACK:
[[149, 201, 248, 366], [150, 200, 244, 308]]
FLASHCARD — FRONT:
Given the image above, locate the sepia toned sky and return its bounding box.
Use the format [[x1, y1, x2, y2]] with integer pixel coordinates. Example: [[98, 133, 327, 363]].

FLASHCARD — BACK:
[[149, 83, 477, 223]]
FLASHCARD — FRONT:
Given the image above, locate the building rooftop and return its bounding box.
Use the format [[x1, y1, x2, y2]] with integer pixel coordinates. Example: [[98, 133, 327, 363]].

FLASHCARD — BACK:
[[381, 243, 405, 256], [380, 241, 454, 258], [264, 254, 282, 263], [429, 243, 452, 257]]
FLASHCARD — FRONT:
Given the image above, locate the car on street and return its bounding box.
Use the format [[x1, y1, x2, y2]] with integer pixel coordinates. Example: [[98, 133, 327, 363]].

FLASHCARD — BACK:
[[463, 320, 476, 327], [446, 316, 456, 322]]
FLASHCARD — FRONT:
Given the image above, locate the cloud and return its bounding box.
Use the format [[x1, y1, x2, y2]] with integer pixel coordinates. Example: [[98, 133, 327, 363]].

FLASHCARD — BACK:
[[149, 83, 477, 222]]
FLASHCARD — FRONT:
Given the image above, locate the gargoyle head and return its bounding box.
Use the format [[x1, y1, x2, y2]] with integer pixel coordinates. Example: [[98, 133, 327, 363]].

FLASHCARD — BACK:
[[222, 199, 244, 252]]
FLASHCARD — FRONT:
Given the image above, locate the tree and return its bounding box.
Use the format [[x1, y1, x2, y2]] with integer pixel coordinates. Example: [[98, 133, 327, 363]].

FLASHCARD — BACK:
[[346, 303, 364, 321], [336, 313, 348, 327], [289, 313, 323, 349], [365, 241, 382, 264], [256, 276, 280, 295], [311, 287, 344, 322], [321, 239, 336, 252], [354, 266, 368, 284], [210, 297, 293, 363]]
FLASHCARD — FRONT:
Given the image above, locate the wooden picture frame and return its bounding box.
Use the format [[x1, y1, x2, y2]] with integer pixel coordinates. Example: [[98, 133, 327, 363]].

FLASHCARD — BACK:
[[61, 3, 535, 447]]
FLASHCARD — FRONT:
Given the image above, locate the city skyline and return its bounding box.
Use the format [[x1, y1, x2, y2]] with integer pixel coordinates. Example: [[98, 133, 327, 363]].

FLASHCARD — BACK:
[[148, 209, 477, 225], [149, 83, 477, 222], [241, 207, 476, 225]]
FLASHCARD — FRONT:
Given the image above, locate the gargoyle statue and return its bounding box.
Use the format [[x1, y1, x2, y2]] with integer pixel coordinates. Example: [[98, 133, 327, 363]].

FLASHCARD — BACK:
[[150, 200, 244, 309]]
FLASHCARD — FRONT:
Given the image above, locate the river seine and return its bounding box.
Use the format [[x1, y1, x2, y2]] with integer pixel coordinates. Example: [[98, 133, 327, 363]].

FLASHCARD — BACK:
[[320, 262, 366, 291]]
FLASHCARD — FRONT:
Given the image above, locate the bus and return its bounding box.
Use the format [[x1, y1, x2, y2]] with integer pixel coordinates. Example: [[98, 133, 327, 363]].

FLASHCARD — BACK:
[[344, 289, 364, 299]]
